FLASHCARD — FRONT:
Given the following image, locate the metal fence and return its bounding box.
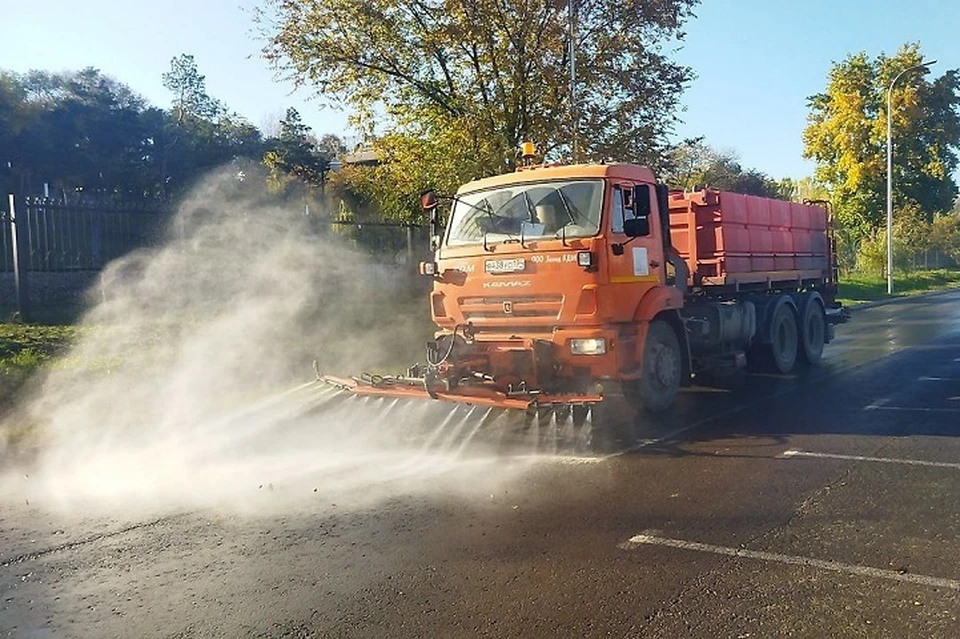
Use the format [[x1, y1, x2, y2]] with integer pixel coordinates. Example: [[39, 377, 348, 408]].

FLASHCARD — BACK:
[[1, 196, 167, 273], [318, 219, 432, 266], [1, 194, 431, 319]]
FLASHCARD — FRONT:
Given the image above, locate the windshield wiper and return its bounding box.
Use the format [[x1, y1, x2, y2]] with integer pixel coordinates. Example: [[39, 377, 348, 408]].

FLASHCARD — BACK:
[[490, 193, 536, 249], [466, 199, 511, 252], [482, 201, 524, 251], [479, 200, 495, 252], [481, 213, 526, 252], [522, 193, 537, 223], [554, 221, 571, 246], [513, 195, 537, 248], [556, 189, 578, 224], [553, 190, 579, 246]]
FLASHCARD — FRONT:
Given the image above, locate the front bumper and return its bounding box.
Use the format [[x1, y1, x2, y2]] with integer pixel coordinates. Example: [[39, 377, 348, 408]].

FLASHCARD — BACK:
[[463, 326, 634, 385]]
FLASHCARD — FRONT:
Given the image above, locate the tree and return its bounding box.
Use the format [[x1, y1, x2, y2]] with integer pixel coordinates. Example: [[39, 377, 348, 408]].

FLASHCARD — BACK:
[[931, 212, 960, 264], [793, 176, 830, 203], [161, 54, 223, 124], [893, 201, 932, 270], [331, 125, 501, 223], [662, 139, 783, 198], [160, 55, 264, 196], [2, 62, 265, 200], [262, 108, 340, 194], [803, 44, 960, 240], [0, 72, 33, 194], [0, 67, 161, 197], [258, 0, 697, 197]]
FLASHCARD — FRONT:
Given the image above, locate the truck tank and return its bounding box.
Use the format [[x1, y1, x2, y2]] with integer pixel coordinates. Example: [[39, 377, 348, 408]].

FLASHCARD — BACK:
[[668, 189, 835, 291]]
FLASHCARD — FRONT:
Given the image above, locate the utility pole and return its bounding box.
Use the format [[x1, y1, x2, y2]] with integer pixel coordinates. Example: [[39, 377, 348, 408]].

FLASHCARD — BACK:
[[568, 0, 578, 162]]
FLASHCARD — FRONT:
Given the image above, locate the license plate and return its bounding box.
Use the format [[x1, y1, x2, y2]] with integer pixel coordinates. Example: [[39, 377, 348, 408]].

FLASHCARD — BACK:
[[485, 258, 525, 274]]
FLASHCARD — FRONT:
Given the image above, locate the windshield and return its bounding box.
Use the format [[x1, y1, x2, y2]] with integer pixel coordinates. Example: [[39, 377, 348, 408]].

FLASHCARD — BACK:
[[445, 179, 604, 247]]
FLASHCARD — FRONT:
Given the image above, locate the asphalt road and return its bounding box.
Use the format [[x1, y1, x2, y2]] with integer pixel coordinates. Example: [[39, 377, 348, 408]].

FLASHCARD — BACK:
[[2, 290, 960, 638]]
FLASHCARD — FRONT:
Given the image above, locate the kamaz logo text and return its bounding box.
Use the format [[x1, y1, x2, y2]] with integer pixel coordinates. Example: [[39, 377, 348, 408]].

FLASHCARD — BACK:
[[482, 280, 532, 288]]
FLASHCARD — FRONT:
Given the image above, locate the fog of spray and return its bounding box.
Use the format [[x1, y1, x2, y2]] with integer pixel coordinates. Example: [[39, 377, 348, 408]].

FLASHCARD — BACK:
[[0, 171, 538, 516]]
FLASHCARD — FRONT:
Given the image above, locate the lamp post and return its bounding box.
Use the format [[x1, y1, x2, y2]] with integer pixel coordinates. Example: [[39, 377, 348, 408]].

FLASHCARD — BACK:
[[568, 0, 579, 162], [886, 59, 935, 295]]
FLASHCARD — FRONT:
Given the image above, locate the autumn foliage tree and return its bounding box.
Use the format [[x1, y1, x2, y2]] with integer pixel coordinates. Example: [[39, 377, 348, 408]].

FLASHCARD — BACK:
[[803, 44, 960, 242], [258, 0, 698, 219]]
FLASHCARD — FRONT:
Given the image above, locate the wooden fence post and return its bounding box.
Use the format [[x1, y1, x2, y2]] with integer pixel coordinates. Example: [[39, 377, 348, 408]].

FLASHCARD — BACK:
[[8, 194, 30, 321]]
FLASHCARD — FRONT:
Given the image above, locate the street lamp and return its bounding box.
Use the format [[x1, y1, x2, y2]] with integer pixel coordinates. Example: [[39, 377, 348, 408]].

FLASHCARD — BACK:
[[568, 0, 579, 162], [886, 59, 935, 295]]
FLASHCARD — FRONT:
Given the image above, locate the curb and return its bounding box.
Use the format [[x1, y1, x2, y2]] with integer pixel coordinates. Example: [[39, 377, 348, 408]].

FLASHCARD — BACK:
[[847, 285, 960, 311]]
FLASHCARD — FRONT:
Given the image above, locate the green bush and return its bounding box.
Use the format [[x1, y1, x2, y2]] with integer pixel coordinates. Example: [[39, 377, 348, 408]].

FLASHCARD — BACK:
[[848, 204, 960, 277]]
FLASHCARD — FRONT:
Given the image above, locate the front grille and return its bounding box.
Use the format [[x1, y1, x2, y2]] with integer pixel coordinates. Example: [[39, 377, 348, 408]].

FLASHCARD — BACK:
[[459, 294, 564, 322]]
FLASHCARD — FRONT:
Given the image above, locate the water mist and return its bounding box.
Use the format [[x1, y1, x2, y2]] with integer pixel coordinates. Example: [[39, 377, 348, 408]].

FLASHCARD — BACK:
[[0, 170, 538, 517]]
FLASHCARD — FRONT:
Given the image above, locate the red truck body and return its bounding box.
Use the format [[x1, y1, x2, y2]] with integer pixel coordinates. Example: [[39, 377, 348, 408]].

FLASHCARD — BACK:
[[669, 190, 833, 289]]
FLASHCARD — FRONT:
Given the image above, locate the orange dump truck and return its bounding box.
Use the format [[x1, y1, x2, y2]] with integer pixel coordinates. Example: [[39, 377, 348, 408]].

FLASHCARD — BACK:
[[320, 162, 847, 426]]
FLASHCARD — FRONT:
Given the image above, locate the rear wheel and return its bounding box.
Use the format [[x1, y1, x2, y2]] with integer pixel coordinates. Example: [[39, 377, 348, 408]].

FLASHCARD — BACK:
[[798, 296, 826, 364], [624, 320, 682, 413], [767, 302, 799, 374]]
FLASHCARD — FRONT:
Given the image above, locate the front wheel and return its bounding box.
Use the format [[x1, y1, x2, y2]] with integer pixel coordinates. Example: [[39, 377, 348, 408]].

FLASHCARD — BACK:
[[624, 320, 682, 413]]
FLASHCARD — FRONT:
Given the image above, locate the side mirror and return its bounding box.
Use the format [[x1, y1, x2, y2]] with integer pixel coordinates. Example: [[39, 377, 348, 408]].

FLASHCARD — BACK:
[[623, 217, 650, 237], [420, 190, 438, 211], [420, 190, 443, 242]]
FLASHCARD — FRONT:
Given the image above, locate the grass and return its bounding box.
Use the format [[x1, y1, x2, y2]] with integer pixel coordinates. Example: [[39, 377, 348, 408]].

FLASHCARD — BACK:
[[0, 323, 79, 408], [837, 269, 960, 306]]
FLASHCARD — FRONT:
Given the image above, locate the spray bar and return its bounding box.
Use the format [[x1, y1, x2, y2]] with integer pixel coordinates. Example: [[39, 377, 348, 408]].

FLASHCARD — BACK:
[[315, 374, 602, 411]]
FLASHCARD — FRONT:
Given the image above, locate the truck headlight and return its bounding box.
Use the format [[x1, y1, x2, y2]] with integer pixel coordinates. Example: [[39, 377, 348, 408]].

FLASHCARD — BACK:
[[570, 338, 606, 355], [577, 251, 594, 267], [419, 261, 437, 276]]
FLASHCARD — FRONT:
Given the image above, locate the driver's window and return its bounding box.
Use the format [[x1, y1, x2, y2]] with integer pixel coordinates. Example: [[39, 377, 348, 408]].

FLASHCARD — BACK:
[[611, 185, 636, 234]]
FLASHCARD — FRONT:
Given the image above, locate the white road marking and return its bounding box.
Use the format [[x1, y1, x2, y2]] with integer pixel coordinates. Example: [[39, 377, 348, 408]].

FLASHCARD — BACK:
[[864, 405, 960, 414], [839, 345, 956, 351], [782, 449, 960, 470], [602, 425, 701, 460], [622, 534, 960, 591], [864, 397, 891, 410], [919, 376, 960, 382]]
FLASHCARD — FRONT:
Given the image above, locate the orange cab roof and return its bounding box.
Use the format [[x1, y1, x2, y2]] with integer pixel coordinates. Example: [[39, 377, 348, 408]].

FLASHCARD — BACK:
[[456, 163, 657, 195]]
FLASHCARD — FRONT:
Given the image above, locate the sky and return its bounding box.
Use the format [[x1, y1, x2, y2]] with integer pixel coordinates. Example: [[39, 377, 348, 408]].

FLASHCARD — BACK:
[[3, 0, 957, 180]]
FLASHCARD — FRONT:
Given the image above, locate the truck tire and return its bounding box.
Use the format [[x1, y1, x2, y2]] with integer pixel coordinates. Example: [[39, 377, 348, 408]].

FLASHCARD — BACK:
[[767, 301, 799, 374], [798, 295, 826, 364], [625, 319, 682, 412]]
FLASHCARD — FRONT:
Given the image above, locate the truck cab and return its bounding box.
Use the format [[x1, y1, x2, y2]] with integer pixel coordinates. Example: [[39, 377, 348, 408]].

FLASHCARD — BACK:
[[423, 163, 685, 408]]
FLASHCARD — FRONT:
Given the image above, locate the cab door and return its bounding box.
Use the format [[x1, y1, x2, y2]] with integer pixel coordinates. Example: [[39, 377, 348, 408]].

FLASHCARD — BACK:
[[605, 182, 665, 320]]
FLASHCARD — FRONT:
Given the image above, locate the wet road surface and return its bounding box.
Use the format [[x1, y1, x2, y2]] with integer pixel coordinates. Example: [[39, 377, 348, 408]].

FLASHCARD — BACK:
[[2, 290, 960, 638]]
